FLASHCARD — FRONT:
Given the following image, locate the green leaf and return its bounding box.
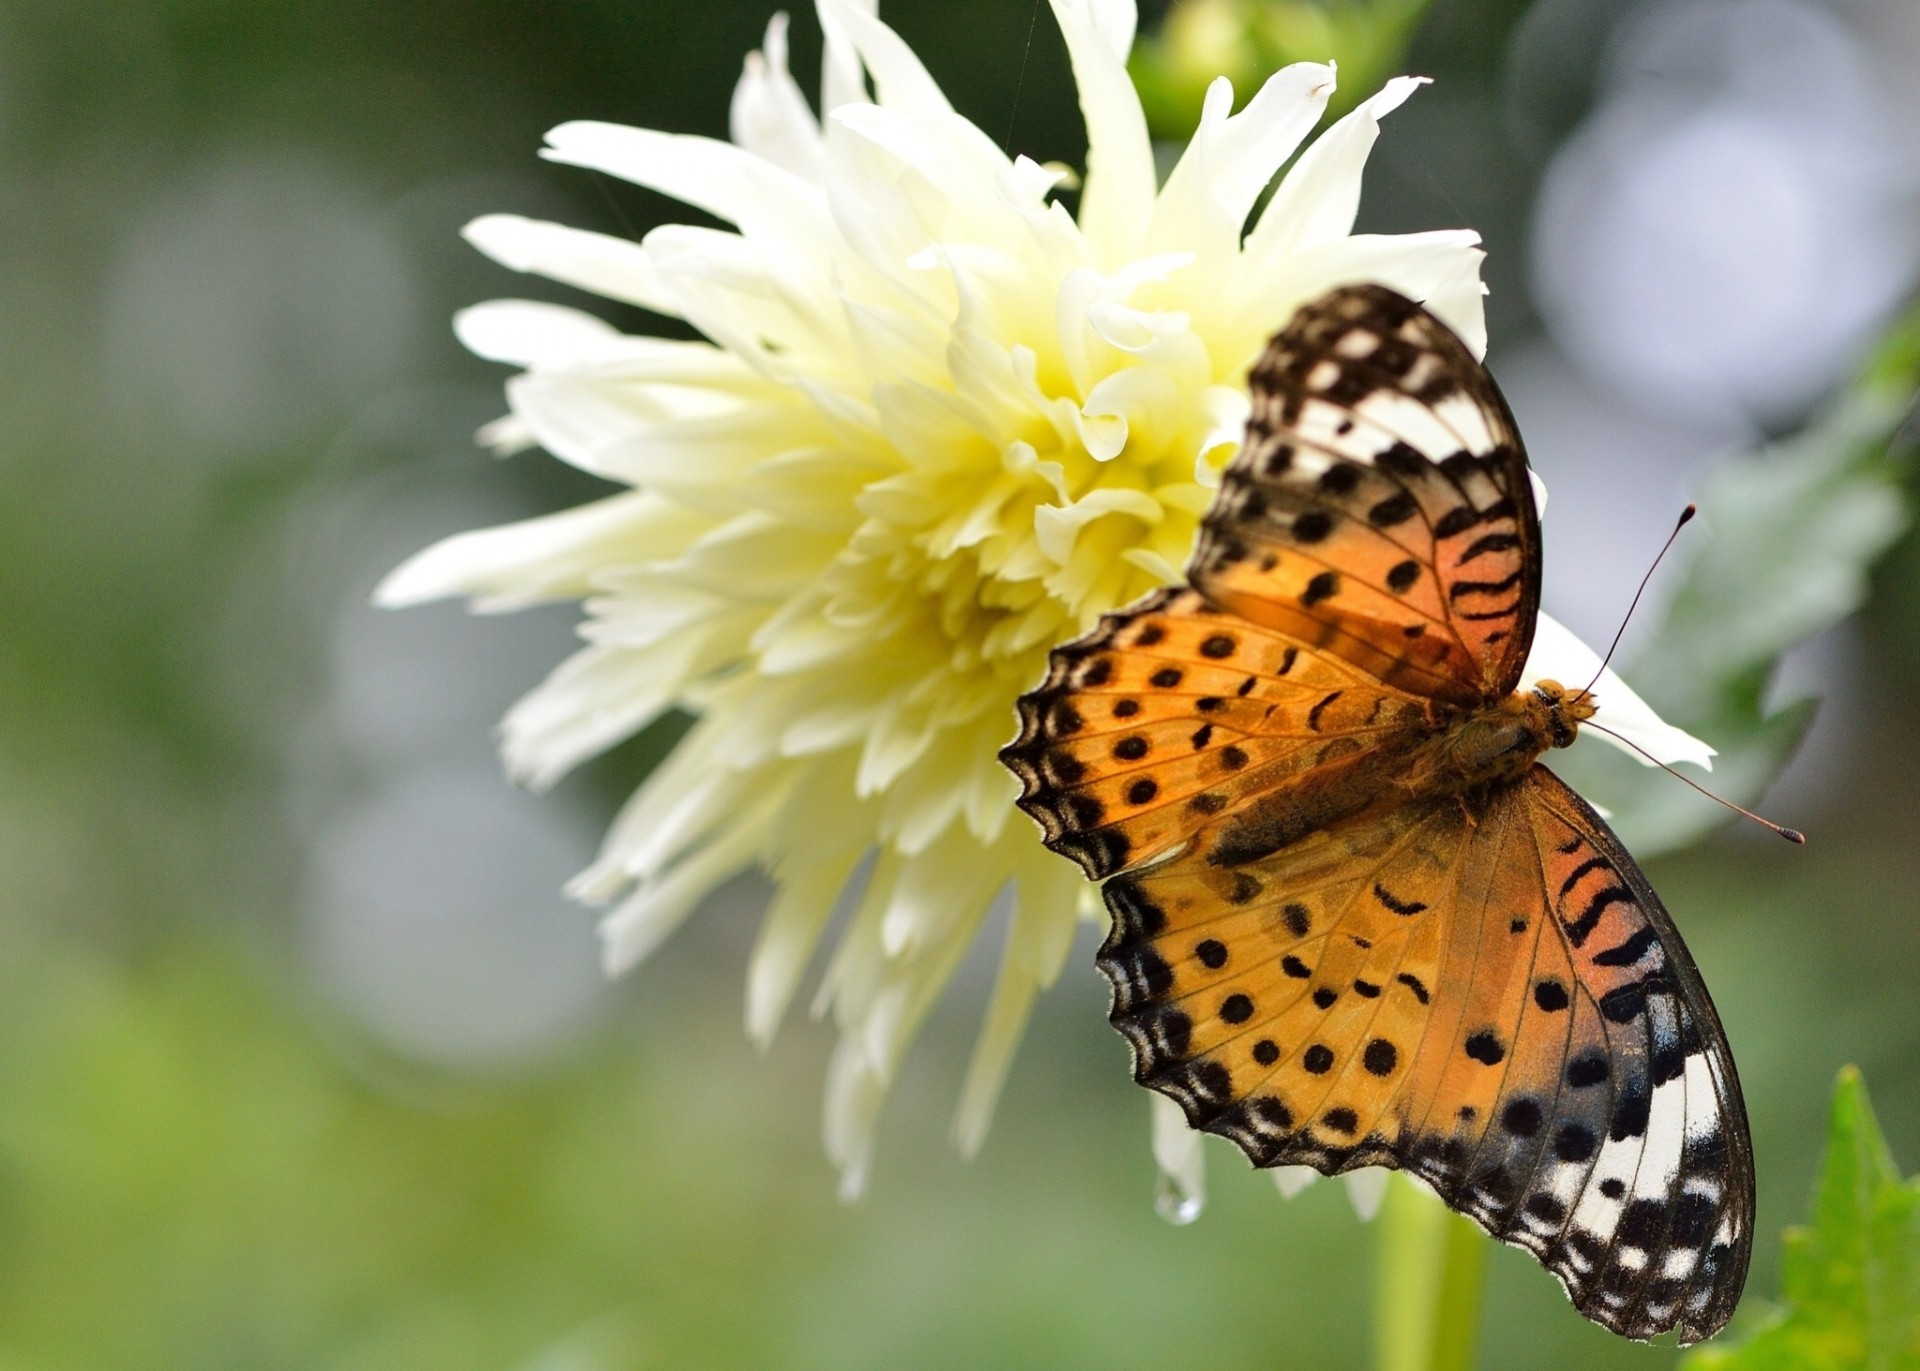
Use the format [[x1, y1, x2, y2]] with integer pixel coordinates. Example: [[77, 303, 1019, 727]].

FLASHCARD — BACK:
[[1558, 307, 1918, 858], [1684, 1068, 1920, 1370]]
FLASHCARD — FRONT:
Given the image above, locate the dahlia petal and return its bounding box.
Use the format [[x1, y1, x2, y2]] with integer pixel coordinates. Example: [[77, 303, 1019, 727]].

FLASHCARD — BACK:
[[730, 13, 830, 184], [954, 860, 1078, 1155], [458, 301, 766, 389], [878, 822, 999, 955], [572, 725, 733, 899], [1082, 364, 1186, 455], [738, 446, 904, 534], [502, 619, 746, 789], [780, 693, 888, 754], [502, 374, 701, 484], [1205, 62, 1337, 221], [857, 699, 938, 795], [1198, 384, 1252, 461], [1032, 489, 1159, 564], [1343, 1168, 1391, 1221], [1150, 64, 1335, 258], [962, 746, 1021, 844], [593, 407, 837, 507], [1243, 230, 1488, 362], [639, 223, 837, 356], [1049, 0, 1156, 268], [476, 414, 537, 456], [372, 491, 703, 613], [824, 1036, 886, 1199], [599, 801, 779, 976], [880, 731, 973, 855], [542, 122, 831, 251], [1272, 1165, 1319, 1198], [1152, 1092, 1206, 1223], [1080, 0, 1139, 60], [828, 103, 1013, 221], [817, 0, 952, 116], [583, 579, 732, 651], [657, 512, 846, 601], [1414, 242, 1493, 360], [816, 0, 876, 120], [747, 844, 870, 1047], [462, 214, 679, 315], [1248, 75, 1428, 264], [454, 299, 621, 367], [1521, 611, 1716, 770], [1121, 546, 1184, 584]]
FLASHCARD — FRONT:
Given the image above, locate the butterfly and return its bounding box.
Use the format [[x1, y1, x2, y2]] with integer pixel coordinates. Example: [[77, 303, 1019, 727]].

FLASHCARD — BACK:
[[999, 285, 1753, 1343]]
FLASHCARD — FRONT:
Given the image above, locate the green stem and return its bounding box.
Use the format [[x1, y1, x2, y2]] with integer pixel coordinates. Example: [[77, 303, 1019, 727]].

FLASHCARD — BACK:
[[1374, 1174, 1489, 1371]]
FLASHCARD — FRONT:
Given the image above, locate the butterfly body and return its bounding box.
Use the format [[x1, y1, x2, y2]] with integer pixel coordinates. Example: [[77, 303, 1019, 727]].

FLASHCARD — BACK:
[[1193, 682, 1587, 873], [1000, 286, 1752, 1344]]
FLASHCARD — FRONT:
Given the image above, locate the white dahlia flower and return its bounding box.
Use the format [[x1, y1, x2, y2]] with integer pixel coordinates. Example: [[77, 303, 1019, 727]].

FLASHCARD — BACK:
[[379, 0, 1698, 1197]]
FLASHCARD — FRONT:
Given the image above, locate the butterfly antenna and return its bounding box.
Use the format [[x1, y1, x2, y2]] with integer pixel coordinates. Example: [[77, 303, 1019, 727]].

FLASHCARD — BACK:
[[1582, 720, 1806, 844], [1582, 504, 1697, 698]]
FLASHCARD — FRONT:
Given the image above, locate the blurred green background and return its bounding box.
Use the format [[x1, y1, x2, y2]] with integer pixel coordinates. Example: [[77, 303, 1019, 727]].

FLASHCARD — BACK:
[[3, 0, 1918, 1366]]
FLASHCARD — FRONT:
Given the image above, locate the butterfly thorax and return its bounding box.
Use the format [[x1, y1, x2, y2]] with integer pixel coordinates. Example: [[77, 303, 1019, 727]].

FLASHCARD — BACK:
[[1202, 680, 1596, 869], [1429, 678, 1597, 792]]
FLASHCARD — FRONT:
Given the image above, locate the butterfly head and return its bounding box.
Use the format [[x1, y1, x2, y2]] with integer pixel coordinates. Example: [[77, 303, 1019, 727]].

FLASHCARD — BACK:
[[1528, 678, 1598, 750]]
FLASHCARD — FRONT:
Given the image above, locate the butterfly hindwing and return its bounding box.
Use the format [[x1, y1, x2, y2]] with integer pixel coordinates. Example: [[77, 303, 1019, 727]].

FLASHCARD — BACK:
[[1096, 766, 1751, 1344], [1193, 284, 1541, 705], [1510, 768, 1753, 1343], [1100, 794, 1463, 1164]]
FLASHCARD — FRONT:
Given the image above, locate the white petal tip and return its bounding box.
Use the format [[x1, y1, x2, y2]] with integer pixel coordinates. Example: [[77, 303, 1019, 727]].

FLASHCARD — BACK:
[[1342, 1167, 1389, 1221], [370, 552, 450, 609], [461, 214, 539, 271]]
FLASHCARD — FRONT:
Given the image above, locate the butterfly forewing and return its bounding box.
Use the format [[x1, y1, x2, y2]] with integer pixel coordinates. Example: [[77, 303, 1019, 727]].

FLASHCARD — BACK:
[[1193, 284, 1540, 704], [1002, 587, 1432, 880]]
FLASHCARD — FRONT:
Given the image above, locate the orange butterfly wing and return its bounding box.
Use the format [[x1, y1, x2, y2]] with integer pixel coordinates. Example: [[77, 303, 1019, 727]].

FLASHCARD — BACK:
[[1098, 768, 1751, 1343], [1001, 586, 1433, 880], [1193, 283, 1539, 706], [999, 284, 1754, 1343]]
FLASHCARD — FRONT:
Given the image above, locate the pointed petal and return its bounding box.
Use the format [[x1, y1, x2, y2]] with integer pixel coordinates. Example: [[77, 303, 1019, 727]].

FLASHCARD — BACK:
[[1151, 1093, 1206, 1223], [1271, 1165, 1320, 1198], [456, 301, 765, 387], [747, 846, 869, 1046], [953, 858, 1077, 1154], [731, 13, 830, 183], [1049, 0, 1156, 267], [816, 0, 875, 117], [502, 616, 750, 789], [541, 121, 830, 253], [1081, 0, 1138, 60], [372, 492, 704, 613], [463, 215, 679, 315], [598, 801, 776, 975], [454, 300, 621, 367], [1240, 230, 1488, 361], [1247, 76, 1427, 263], [816, 0, 951, 116], [1342, 1167, 1390, 1221], [1150, 64, 1335, 256]]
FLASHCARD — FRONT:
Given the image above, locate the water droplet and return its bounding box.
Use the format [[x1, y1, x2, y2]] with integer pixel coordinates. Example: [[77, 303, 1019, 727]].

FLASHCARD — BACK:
[[1155, 1169, 1204, 1225]]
